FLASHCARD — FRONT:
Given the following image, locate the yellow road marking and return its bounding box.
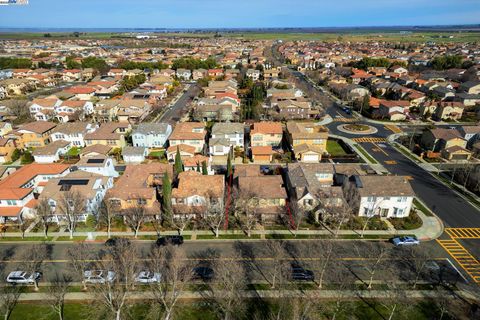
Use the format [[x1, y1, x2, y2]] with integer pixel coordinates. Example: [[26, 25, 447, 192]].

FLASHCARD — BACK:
[[384, 125, 403, 134], [384, 160, 397, 165], [372, 142, 389, 156], [352, 137, 386, 143], [445, 228, 480, 239], [437, 238, 480, 283]]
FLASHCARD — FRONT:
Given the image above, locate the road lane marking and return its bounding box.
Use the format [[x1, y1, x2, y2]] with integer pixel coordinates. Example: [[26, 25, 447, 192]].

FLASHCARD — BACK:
[[437, 238, 480, 283], [384, 160, 397, 165], [384, 125, 403, 134], [372, 142, 389, 156], [352, 137, 386, 143], [445, 228, 480, 239]]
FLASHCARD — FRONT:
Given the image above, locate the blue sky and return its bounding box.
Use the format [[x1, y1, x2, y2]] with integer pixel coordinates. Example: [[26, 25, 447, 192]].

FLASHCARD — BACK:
[[0, 0, 479, 28]]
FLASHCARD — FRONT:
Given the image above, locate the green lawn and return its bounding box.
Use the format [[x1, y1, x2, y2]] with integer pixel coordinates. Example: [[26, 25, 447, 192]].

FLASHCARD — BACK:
[[0, 236, 53, 242], [148, 150, 166, 158], [413, 198, 434, 217], [354, 144, 378, 164], [196, 234, 262, 240], [66, 146, 82, 157], [327, 139, 348, 156]]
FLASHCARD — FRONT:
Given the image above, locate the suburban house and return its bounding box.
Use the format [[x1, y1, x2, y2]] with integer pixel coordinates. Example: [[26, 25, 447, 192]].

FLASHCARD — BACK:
[[32, 140, 71, 164], [246, 69, 261, 81], [193, 104, 233, 122], [79, 144, 112, 158], [106, 163, 173, 216], [176, 68, 191, 80], [29, 98, 62, 121], [421, 128, 468, 152], [0, 138, 17, 164], [169, 122, 206, 153], [459, 81, 480, 94], [0, 163, 70, 223], [122, 146, 148, 164], [132, 123, 172, 148], [64, 86, 96, 100], [50, 122, 99, 147], [192, 69, 208, 80], [211, 122, 244, 147], [166, 144, 196, 161], [376, 100, 410, 121], [117, 99, 152, 124], [39, 171, 114, 223], [421, 101, 464, 121], [84, 122, 132, 149], [171, 171, 225, 216], [285, 163, 344, 218], [73, 156, 119, 178], [54, 100, 94, 122], [344, 175, 415, 218], [251, 146, 274, 163], [250, 122, 283, 148], [93, 100, 120, 123], [0, 122, 13, 137], [183, 154, 213, 174], [235, 165, 287, 221], [286, 122, 328, 162], [204, 80, 238, 97], [458, 126, 480, 145], [14, 121, 57, 148]]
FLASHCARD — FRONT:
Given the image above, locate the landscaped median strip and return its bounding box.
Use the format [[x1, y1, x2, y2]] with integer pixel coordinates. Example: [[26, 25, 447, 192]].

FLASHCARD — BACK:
[[353, 144, 378, 164]]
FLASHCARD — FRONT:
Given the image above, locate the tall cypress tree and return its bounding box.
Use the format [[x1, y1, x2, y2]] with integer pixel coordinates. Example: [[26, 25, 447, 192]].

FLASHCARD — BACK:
[[174, 146, 183, 175], [201, 161, 208, 175], [161, 173, 172, 223], [196, 162, 201, 172]]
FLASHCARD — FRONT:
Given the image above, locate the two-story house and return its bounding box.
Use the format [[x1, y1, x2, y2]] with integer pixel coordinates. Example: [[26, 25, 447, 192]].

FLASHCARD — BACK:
[[14, 121, 57, 149], [132, 123, 172, 149], [209, 123, 244, 156], [286, 122, 328, 162], [51, 122, 99, 147], [169, 122, 206, 153], [29, 98, 62, 121], [250, 122, 283, 148], [84, 122, 132, 149]]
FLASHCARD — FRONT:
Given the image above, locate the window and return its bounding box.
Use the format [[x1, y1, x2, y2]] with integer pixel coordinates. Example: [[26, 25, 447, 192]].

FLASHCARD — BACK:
[[313, 139, 323, 145], [384, 197, 390, 200], [397, 197, 407, 202], [303, 199, 314, 206], [367, 196, 376, 202], [6, 200, 16, 206], [253, 136, 262, 141], [137, 198, 147, 205]]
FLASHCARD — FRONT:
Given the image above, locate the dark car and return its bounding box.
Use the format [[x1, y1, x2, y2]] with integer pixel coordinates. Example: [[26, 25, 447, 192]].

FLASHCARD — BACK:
[[291, 264, 314, 281], [342, 107, 352, 115], [156, 235, 184, 246], [105, 237, 131, 247], [192, 266, 214, 281]]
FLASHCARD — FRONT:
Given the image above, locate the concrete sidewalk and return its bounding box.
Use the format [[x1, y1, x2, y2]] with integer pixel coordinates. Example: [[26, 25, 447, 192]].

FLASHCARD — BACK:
[[16, 288, 477, 302]]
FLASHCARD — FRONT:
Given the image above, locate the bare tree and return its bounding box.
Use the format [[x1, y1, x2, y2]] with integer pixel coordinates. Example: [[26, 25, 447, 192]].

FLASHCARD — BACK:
[[328, 203, 352, 238], [234, 190, 260, 237], [305, 240, 337, 289], [47, 272, 72, 320], [148, 245, 192, 320], [264, 240, 287, 289], [0, 281, 21, 320], [285, 201, 305, 236], [91, 239, 139, 320], [15, 243, 47, 291], [354, 242, 389, 289], [123, 205, 147, 238], [8, 99, 32, 123], [67, 241, 92, 291], [17, 219, 29, 239], [400, 247, 430, 289], [200, 200, 225, 238], [98, 198, 118, 239], [170, 210, 193, 236], [209, 253, 246, 320], [58, 190, 86, 239], [35, 198, 52, 239]]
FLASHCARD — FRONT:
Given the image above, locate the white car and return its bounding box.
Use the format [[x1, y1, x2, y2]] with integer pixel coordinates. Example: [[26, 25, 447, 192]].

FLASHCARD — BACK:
[[83, 270, 116, 284], [6, 271, 41, 284], [134, 271, 161, 284]]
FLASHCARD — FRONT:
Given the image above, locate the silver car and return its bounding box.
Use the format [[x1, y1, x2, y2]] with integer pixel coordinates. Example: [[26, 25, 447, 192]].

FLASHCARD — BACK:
[[83, 270, 116, 284], [6, 271, 41, 284], [134, 271, 161, 283]]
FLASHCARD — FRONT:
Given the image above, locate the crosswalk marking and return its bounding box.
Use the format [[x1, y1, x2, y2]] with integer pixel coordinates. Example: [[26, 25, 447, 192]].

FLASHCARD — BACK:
[[445, 228, 480, 239], [333, 117, 357, 123], [437, 238, 480, 283], [384, 125, 403, 134], [352, 137, 387, 143]]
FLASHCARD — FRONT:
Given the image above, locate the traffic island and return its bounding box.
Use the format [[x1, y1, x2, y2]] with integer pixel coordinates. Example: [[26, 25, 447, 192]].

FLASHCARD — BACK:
[[337, 123, 378, 135]]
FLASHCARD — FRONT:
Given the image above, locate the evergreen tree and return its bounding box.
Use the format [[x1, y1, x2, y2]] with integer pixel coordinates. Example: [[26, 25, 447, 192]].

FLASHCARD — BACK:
[[201, 161, 208, 175], [174, 147, 183, 175], [196, 162, 201, 172], [161, 173, 172, 223]]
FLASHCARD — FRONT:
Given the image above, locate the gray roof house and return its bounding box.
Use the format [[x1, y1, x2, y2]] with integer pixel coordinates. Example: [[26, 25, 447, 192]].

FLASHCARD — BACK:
[[122, 146, 148, 164], [132, 123, 172, 148]]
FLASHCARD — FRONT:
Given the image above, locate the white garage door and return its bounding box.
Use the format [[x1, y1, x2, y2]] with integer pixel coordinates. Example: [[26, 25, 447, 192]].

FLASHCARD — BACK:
[[303, 154, 318, 162]]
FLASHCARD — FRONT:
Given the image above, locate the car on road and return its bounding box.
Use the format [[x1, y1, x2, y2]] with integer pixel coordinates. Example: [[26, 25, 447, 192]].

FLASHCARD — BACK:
[[391, 236, 420, 246], [83, 270, 116, 284], [192, 266, 214, 281], [156, 235, 184, 246], [105, 237, 131, 247], [134, 271, 161, 283], [6, 271, 41, 284], [341, 107, 352, 115], [291, 263, 314, 281]]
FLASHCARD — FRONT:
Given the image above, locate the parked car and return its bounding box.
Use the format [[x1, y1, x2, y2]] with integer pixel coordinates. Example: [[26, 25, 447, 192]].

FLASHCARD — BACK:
[[192, 266, 214, 281], [291, 263, 314, 281], [134, 271, 161, 284], [391, 236, 420, 246], [156, 235, 184, 246], [6, 271, 41, 285], [105, 237, 131, 247], [83, 270, 116, 284]]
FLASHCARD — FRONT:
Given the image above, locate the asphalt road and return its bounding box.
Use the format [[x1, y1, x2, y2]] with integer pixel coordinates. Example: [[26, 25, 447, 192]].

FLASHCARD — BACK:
[[0, 240, 463, 285], [157, 84, 200, 125]]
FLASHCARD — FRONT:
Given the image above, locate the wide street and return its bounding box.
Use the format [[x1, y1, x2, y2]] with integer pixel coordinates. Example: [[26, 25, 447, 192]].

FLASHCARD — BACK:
[[156, 83, 201, 125], [0, 240, 467, 286]]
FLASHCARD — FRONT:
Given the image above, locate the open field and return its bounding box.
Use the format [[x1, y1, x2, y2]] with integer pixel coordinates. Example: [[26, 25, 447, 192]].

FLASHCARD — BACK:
[[0, 31, 479, 42]]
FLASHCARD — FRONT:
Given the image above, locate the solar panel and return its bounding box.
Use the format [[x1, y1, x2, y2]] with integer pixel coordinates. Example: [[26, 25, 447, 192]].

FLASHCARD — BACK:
[[58, 179, 89, 186], [86, 159, 104, 164]]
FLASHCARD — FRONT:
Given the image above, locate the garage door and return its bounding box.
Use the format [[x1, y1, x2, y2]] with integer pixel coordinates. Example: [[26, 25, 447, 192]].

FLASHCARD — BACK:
[[303, 154, 319, 162], [451, 154, 469, 160]]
